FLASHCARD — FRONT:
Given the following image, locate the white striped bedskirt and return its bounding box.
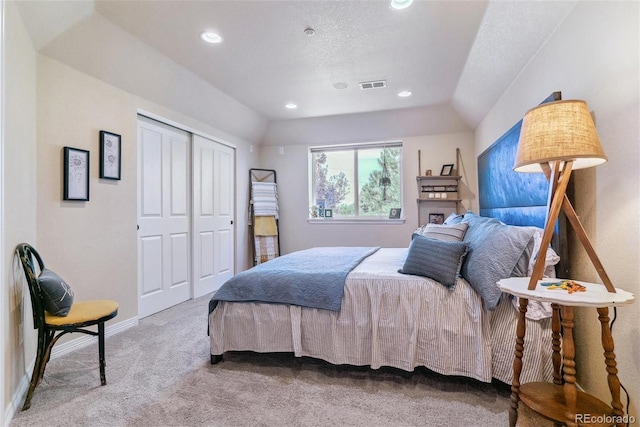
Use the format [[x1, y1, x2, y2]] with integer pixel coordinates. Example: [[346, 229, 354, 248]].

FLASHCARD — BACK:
[[209, 248, 553, 384]]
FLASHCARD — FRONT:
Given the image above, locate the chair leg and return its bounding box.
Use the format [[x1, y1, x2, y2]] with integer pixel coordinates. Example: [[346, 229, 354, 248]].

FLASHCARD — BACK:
[[98, 322, 107, 386], [22, 329, 48, 411]]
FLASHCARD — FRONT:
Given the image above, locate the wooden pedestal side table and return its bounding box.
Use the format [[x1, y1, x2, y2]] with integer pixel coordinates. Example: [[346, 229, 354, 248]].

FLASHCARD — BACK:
[[498, 277, 635, 427]]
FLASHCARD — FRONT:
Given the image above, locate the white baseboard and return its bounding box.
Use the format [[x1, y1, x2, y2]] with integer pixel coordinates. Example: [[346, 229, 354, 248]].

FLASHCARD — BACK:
[[50, 316, 138, 360], [3, 358, 34, 425]]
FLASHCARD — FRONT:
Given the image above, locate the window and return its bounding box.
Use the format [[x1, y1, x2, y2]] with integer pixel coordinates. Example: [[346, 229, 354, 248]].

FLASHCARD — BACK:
[[309, 142, 402, 218]]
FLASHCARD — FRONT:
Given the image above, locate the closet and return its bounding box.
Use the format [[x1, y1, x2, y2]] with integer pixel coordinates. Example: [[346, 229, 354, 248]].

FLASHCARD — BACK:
[[137, 116, 235, 318]]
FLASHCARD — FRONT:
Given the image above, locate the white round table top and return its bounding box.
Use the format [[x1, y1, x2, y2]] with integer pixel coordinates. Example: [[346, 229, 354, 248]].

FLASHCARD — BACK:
[[498, 277, 635, 307]]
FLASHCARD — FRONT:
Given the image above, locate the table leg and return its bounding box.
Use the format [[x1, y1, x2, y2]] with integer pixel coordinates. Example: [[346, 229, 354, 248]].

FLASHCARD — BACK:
[[597, 307, 624, 425], [560, 305, 578, 427], [510, 297, 529, 427], [551, 303, 562, 385]]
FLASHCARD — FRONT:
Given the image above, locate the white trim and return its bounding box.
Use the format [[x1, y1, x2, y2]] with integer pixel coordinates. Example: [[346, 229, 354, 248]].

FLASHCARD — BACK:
[[6, 357, 33, 421], [307, 218, 405, 225], [136, 108, 236, 150], [1, 0, 6, 424], [50, 316, 138, 360]]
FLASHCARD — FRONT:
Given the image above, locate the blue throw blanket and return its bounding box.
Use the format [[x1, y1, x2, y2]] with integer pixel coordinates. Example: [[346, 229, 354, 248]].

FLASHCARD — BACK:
[[208, 246, 379, 314]]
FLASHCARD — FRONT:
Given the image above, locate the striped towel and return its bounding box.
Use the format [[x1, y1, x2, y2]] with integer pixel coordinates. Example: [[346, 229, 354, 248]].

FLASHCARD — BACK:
[[252, 182, 279, 218]]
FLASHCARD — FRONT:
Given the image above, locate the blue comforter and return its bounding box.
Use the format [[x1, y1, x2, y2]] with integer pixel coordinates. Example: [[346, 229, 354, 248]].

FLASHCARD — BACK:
[[208, 246, 379, 314]]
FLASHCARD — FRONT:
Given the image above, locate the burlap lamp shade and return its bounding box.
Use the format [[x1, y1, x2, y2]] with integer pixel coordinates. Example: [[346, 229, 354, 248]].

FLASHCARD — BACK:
[[514, 100, 607, 172]]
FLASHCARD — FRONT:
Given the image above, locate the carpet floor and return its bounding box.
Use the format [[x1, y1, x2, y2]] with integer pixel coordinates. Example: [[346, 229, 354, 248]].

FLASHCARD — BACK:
[[10, 294, 552, 427]]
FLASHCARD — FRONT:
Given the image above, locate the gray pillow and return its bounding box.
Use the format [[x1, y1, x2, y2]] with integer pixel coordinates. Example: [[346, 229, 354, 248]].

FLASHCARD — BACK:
[[461, 212, 536, 310], [37, 268, 74, 316], [418, 223, 469, 242], [399, 235, 469, 288], [443, 212, 465, 224]]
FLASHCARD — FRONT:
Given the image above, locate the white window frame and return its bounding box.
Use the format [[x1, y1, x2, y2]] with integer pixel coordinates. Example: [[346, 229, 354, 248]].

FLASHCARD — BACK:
[[308, 141, 404, 223]]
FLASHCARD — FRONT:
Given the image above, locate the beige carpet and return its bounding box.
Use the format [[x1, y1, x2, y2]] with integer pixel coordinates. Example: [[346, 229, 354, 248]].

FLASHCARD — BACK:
[[10, 294, 552, 427]]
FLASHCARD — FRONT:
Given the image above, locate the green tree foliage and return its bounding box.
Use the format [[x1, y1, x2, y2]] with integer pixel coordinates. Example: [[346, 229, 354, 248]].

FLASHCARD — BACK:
[[359, 148, 401, 215], [314, 153, 350, 211]]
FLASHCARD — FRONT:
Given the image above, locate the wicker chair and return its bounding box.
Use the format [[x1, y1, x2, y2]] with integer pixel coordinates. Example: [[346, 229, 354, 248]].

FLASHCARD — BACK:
[[16, 243, 119, 410]]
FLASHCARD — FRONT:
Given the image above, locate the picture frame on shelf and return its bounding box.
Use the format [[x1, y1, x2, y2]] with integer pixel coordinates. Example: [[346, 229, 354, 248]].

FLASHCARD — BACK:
[[440, 164, 454, 176], [63, 147, 90, 201], [389, 208, 402, 219], [429, 213, 445, 224], [324, 209, 333, 218], [99, 130, 122, 180]]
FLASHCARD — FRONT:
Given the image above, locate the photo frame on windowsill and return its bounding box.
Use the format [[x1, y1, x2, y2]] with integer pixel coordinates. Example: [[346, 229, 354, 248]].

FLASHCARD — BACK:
[[99, 130, 121, 180], [63, 147, 90, 201], [389, 208, 402, 219]]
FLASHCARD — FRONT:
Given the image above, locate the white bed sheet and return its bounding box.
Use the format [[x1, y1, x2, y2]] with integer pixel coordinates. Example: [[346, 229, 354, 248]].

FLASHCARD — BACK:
[[209, 248, 552, 384]]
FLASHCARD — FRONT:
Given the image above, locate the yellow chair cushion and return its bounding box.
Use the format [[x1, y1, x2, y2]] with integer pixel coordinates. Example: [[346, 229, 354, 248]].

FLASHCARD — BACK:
[[45, 300, 119, 326]]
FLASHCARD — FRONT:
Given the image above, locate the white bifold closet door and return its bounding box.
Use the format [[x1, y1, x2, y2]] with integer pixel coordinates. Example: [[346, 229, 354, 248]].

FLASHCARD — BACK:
[[192, 134, 235, 298], [137, 118, 191, 318]]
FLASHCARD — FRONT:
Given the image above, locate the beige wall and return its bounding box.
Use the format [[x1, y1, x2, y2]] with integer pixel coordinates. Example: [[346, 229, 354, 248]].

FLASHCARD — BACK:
[[475, 1, 639, 417], [2, 1, 38, 419], [35, 55, 258, 317], [259, 132, 476, 254], [3, 11, 259, 422]]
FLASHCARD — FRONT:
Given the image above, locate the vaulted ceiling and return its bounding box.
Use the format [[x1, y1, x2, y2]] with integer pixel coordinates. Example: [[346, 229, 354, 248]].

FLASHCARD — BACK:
[[15, 0, 577, 138]]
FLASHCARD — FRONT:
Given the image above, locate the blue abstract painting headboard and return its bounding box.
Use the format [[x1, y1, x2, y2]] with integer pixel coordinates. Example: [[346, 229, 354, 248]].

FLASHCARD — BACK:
[[477, 91, 569, 278]]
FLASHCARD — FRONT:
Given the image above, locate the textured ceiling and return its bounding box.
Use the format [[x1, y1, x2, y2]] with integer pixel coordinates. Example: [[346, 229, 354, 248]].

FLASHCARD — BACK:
[[15, 0, 576, 130]]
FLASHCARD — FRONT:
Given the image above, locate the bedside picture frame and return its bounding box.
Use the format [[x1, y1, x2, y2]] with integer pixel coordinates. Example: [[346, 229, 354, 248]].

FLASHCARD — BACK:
[[99, 130, 121, 180], [63, 147, 90, 201], [429, 213, 445, 224], [440, 164, 454, 176], [389, 208, 402, 219]]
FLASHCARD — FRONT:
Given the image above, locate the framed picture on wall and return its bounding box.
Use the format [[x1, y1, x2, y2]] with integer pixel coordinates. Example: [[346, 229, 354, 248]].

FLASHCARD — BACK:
[[99, 130, 122, 180], [63, 147, 90, 201]]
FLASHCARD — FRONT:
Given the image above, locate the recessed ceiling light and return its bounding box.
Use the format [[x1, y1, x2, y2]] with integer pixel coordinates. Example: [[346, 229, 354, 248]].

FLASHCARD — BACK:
[[304, 28, 316, 36], [285, 103, 298, 109], [201, 31, 223, 44], [333, 82, 348, 90], [390, 0, 413, 10], [398, 91, 412, 97]]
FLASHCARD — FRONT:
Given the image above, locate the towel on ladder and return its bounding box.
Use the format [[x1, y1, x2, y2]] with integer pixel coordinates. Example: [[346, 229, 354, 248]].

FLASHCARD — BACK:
[[254, 216, 278, 236], [252, 182, 279, 218], [255, 236, 279, 264]]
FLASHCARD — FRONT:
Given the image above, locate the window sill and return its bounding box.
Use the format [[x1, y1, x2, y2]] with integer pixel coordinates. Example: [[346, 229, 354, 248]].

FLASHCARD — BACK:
[[307, 218, 406, 225]]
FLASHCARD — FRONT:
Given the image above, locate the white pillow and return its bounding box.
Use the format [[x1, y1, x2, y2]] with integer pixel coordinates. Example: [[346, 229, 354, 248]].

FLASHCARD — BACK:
[[522, 226, 560, 277]]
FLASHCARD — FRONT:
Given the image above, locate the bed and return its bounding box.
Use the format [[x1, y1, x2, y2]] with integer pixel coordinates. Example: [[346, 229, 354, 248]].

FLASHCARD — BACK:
[[208, 94, 563, 385]]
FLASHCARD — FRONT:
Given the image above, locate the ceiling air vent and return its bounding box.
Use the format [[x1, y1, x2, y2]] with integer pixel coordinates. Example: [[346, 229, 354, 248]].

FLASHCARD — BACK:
[[359, 80, 387, 90]]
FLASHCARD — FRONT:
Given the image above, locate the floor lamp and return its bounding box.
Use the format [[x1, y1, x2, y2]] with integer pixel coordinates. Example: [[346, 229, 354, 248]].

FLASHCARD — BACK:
[[513, 99, 614, 292]]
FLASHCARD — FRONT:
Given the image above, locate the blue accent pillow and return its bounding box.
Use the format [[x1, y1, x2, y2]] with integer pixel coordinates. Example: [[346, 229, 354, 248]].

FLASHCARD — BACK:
[[37, 268, 74, 316], [461, 212, 536, 310], [398, 235, 469, 288], [443, 212, 465, 225]]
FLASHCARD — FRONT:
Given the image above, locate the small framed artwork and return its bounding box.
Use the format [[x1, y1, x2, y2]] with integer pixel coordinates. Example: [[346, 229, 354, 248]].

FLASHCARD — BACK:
[[99, 130, 121, 180], [389, 208, 402, 219], [63, 147, 90, 201], [324, 209, 333, 218], [429, 213, 445, 224], [440, 164, 454, 176]]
